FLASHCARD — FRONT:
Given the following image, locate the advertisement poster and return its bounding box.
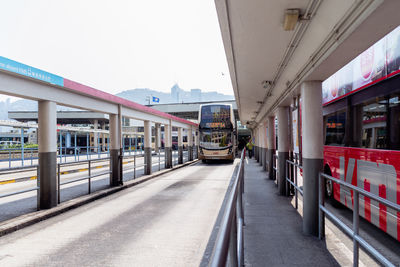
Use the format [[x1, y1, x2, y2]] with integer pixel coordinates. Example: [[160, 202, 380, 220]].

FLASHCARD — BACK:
[[322, 60, 354, 104], [386, 26, 400, 75], [292, 109, 299, 154], [352, 37, 386, 90], [322, 25, 400, 105]]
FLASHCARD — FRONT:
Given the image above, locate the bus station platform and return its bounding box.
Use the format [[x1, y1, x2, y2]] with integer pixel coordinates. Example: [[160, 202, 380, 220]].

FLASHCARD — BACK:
[[243, 157, 400, 267], [0, 155, 399, 266], [243, 158, 340, 267]]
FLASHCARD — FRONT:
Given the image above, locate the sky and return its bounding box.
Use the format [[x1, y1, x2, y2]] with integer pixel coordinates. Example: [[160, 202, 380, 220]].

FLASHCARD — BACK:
[[0, 0, 233, 102]]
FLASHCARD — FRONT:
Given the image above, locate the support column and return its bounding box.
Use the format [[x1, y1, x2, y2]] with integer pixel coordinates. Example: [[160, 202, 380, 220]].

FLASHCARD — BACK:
[[155, 123, 161, 153], [93, 119, 98, 152], [259, 126, 263, 166], [188, 126, 193, 161], [194, 130, 199, 159], [164, 123, 172, 168], [178, 127, 183, 164], [144, 120, 152, 175], [262, 121, 267, 171], [254, 128, 259, 162], [65, 132, 71, 149], [301, 81, 324, 236], [38, 100, 57, 209], [267, 116, 276, 180], [277, 107, 289, 195], [109, 114, 121, 186], [102, 122, 106, 152], [258, 127, 261, 162]]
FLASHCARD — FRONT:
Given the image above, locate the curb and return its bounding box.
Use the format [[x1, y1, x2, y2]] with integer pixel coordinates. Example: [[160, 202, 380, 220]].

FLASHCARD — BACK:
[[0, 159, 199, 237]]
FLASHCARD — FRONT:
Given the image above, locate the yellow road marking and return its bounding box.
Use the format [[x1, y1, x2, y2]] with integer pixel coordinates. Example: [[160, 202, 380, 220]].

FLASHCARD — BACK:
[[0, 180, 15, 185], [1, 159, 137, 185]]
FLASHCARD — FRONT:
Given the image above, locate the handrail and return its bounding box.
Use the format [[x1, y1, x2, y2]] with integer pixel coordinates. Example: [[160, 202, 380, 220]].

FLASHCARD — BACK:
[[0, 164, 38, 174], [58, 157, 110, 167], [0, 186, 39, 199], [285, 159, 303, 210], [209, 149, 245, 267], [0, 148, 176, 208], [319, 172, 400, 267], [57, 158, 113, 203]]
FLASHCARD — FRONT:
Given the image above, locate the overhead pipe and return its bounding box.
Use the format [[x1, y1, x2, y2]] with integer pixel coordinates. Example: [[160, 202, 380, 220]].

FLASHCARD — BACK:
[[260, 0, 381, 121], [257, 0, 321, 115]]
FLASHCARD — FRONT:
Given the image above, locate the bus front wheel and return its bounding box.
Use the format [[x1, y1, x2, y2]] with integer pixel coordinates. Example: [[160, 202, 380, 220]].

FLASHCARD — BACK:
[[324, 165, 341, 207]]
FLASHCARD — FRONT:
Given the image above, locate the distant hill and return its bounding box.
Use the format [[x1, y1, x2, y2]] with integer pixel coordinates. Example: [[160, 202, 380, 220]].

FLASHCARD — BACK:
[[0, 84, 234, 121], [117, 84, 234, 105], [117, 88, 174, 105]]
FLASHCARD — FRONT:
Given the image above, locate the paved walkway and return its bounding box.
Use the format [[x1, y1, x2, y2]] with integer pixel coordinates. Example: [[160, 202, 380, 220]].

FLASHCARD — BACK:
[[243, 158, 339, 267], [0, 160, 236, 266]]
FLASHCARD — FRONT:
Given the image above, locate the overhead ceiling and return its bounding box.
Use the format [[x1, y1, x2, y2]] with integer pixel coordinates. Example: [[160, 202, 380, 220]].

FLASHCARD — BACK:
[[215, 0, 400, 127]]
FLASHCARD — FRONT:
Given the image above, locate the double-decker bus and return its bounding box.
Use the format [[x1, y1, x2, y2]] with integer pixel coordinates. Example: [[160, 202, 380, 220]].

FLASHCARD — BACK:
[[321, 25, 400, 241], [198, 104, 236, 162]]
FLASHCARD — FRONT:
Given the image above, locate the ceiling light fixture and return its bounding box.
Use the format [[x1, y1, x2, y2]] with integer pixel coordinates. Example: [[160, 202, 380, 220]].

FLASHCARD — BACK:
[[261, 80, 272, 89], [283, 9, 299, 31]]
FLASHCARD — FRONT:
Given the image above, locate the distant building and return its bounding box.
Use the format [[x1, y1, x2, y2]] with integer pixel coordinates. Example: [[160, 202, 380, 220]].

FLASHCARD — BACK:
[[190, 89, 202, 102], [171, 84, 182, 103]]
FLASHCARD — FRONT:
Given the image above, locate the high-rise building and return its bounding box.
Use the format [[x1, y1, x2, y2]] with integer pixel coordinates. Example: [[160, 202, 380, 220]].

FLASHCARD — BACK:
[[190, 89, 202, 102], [171, 84, 182, 103]]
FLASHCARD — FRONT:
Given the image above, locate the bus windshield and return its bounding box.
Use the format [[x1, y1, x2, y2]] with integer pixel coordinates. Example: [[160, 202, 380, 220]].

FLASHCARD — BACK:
[[200, 105, 232, 129], [200, 130, 232, 149]]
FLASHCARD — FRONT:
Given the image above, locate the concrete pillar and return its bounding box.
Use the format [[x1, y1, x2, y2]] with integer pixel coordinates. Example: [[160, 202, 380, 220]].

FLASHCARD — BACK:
[[178, 127, 183, 164], [255, 128, 258, 161], [155, 123, 161, 153], [277, 106, 289, 195], [38, 100, 57, 209], [164, 123, 172, 168], [267, 116, 276, 180], [259, 126, 263, 166], [188, 126, 193, 161], [194, 130, 199, 159], [262, 121, 268, 171], [65, 132, 71, 148], [93, 119, 98, 152], [102, 122, 106, 152], [109, 114, 122, 186], [257, 127, 261, 162], [301, 81, 324, 236], [144, 120, 152, 175]]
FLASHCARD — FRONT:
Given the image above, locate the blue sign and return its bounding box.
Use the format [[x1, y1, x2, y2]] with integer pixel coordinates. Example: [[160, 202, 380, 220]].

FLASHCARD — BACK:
[[0, 56, 64, 86], [152, 96, 160, 103]]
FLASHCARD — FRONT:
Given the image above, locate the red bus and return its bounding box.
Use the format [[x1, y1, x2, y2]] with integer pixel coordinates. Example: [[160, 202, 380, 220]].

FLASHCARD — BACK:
[[322, 26, 400, 241]]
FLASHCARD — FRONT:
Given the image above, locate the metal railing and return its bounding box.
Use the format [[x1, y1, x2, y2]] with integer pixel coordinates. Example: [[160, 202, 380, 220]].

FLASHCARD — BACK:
[[285, 159, 303, 210], [0, 165, 39, 200], [57, 157, 111, 204], [209, 149, 245, 267], [319, 172, 400, 267], [0, 148, 185, 213]]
